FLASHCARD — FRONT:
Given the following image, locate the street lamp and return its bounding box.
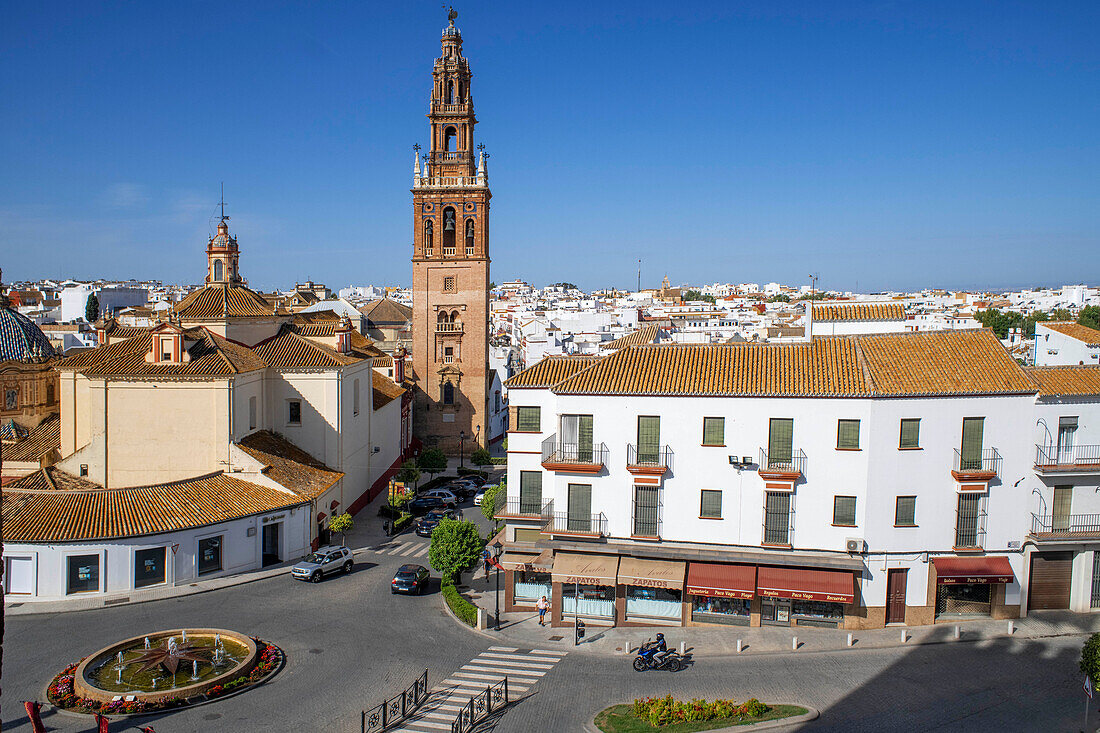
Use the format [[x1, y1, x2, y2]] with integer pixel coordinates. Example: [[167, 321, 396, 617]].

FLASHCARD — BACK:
[[492, 540, 503, 631], [459, 430, 466, 468]]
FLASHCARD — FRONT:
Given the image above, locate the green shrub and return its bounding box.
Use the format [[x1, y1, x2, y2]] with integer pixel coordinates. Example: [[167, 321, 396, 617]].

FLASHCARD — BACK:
[[630, 696, 770, 726], [1082, 632, 1100, 685], [470, 447, 492, 468], [393, 512, 414, 532], [480, 483, 504, 522], [442, 582, 478, 626], [489, 457, 507, 465]]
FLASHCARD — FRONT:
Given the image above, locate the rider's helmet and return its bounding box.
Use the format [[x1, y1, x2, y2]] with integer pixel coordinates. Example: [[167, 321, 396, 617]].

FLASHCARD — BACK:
[[655, 633, 665, 641]]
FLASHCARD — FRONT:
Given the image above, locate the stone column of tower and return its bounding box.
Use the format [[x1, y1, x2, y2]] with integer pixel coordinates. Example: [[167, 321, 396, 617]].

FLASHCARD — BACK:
[[410, 12, 491, 454]]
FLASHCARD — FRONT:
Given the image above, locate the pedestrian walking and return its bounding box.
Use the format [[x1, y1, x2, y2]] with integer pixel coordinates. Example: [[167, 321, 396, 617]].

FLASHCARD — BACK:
[[536, 595, 550, 626]]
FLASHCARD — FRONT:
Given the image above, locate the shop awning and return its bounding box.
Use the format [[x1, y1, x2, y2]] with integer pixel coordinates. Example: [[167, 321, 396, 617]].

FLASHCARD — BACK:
[[552, 552, 619, 585], [500, 549, 553, 572], [756, 566, 855, 604], [933, 556, 1015, 585], [686, 562, 756, 599], [618, 557, 686, 590]]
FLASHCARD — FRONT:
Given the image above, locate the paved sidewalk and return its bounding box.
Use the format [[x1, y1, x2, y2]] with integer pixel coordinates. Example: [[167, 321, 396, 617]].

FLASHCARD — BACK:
[[461, 575, 1100, 657]]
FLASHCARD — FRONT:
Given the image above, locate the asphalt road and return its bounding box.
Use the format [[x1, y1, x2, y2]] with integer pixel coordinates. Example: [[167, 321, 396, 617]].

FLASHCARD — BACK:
[[3, 506, 1094, 733]]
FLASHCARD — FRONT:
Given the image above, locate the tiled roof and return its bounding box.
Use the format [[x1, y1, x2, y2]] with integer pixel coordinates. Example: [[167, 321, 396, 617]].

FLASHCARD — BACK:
[[505, 355, 606, 389], [0, 305, 57, 361], [857, 330, 1035, 396], [372, 370, 406, 408], [359, 298, 412, 325], [252, 327, 371, 369], [96, 318, 149, 340], [812, 303, 906, 321], [1043, 322, 1100, 346], [174, 284, 281, 320], [372, 354, 395, 367], [1025, 366, 1100, 397], [4, 414, 60, 462], [555, 339, 870, 396], [3, 469, 307, 542], [58, 327, 268, 377], [601, 325, 660, 350], [543, 330, 1033, 398], [237, 431, 343, 500]]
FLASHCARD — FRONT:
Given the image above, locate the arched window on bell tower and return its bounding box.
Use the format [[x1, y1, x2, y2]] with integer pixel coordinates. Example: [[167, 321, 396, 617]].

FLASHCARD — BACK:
[[442, 382, 455, 405], [465, 219, 475, 254], [447, 81, 455, 104], [424, 219, 434, 254], [442, 207, 456, 251], [213, 259, 224, 282], [444, 126, 457, 152]]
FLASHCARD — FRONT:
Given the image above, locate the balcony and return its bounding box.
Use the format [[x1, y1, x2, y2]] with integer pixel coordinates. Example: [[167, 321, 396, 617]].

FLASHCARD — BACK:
[[540, 435, 608, 474], [493, 494, 553, 521], [435, 322, 464, 333], [542, 511, 608, 538], [758, 447, 806, 480], [626, 444, 674, 475], [427, 150, 472, 163], [952, 448, 1001, 482], [1034, 444, 1100, 474], [1030, 513, 1100, 541]]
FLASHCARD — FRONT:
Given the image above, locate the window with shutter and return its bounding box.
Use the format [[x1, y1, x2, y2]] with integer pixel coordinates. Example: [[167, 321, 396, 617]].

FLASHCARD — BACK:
[[768, 418, 793, 464], [700, 490, 722, 518], [637, 416, 660, 464], [567, 484, 592, 532], [833, 496, 857, 526], [702, 417, 725, 446], [519, 471, 542, 515], [837, 420, 860, 450], [516, 406, 541, 432], [899, 419, 920, 449], [1053, 486, 1073, 532], [895, 496, 916, 526], [960, 417, 984, 470]]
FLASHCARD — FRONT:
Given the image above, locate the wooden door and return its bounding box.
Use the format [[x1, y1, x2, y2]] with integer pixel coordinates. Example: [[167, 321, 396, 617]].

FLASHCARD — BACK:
[[886, 568, 907, 624], [1028, 552, 1073, 610]]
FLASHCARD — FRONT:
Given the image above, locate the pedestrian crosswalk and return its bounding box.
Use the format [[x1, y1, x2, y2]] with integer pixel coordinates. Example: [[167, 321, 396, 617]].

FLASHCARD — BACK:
[[390, 647, 566, 732], [372, 540, 431, 559]]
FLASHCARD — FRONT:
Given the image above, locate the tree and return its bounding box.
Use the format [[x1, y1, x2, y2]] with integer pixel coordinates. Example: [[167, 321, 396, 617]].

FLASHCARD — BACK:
[[470, 447, 491, 470], [1082, 632, 1100, 686], [417, 448, 447, 481], [480, 482, 504, 522], [1050, 308, 1073, 322], [1080, 306, 1100, 330], [328, 512, 353, 546], [428, 518, 484, 583], [766, 294, 790, 303], [396, 460, 421, 490], [682, 289, 716, 304], [85, 292, 100, 322]]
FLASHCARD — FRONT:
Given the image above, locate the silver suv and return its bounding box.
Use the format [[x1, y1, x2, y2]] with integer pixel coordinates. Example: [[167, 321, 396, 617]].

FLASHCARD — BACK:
[[291, 546, 353, 583]]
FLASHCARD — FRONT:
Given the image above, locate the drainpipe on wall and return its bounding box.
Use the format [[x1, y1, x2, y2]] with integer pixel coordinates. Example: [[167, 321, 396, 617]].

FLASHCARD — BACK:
[[102, 380, 109, 489]]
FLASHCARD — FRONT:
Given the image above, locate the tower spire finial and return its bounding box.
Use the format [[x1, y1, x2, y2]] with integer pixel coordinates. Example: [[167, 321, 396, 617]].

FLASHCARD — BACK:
[[219, 182, 229, 224], [447, 6, 457, 26]]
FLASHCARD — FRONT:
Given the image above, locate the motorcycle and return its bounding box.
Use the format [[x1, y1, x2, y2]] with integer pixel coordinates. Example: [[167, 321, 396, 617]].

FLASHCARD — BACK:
[[633, 638, 690, 672]]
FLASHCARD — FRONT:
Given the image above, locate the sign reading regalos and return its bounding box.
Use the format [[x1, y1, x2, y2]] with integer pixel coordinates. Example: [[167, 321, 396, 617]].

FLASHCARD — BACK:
[[758, 588, 853, 603]]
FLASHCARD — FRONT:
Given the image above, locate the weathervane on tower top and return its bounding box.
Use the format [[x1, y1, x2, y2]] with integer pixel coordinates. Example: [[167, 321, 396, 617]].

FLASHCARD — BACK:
[[218, 182, 229, 224], [447, 6, 457, 26]]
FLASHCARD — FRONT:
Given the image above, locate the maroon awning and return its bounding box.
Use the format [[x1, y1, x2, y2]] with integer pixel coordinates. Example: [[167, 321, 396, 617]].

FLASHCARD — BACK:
[[933, 556, 1014, 585], [686, 563, 755, 599], [756, 566, 855, 604]]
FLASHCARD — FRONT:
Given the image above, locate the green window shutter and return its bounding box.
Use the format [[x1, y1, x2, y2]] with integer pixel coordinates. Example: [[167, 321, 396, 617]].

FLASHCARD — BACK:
[[703, 417, 725, 445], [700, 490, 722, 518], [1053, 486, 1073, 531], [519, 471, 542, 514], [577, 415, 593, 462], [833, 496, 857, 525], [637, 416, 660, 463], [837, 420, 860, 450], [517, 407, 541, 432], [567, 484, 592, 532], [961, 417, 984, 469], [768, 418, 793, 463], [899, 419, 920, 449], [895, 496, 916, 526]]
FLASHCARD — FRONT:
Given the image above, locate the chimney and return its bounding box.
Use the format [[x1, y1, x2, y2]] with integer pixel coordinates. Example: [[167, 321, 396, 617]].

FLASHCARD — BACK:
[[394, 347, 407, 384], [336, 316, 353, 354]]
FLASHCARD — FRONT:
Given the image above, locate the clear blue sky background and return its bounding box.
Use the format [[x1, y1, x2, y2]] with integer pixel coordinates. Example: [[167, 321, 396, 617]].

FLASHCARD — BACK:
[[2, 1, 1098, 293]]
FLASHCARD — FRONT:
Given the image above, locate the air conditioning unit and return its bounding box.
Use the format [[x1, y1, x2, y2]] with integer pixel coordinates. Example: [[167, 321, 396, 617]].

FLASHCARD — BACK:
[[845, 537, 865, 554]]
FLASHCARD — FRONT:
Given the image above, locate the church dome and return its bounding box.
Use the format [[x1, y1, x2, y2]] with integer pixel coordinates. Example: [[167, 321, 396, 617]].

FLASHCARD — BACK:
[[0, 304, 56, 362]]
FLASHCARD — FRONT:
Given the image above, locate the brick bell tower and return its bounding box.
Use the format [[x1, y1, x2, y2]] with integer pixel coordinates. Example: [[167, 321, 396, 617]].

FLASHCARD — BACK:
[[411, 9, 490, 453]]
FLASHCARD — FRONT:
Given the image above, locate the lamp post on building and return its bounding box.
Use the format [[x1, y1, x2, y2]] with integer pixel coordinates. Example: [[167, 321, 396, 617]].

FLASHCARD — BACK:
[[492, 540, 503, 631], [459, 430, 466, 468]]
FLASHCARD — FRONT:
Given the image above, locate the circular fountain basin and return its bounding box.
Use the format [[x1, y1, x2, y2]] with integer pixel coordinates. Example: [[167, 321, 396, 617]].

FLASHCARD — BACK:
[[74, 629, 258, 705]]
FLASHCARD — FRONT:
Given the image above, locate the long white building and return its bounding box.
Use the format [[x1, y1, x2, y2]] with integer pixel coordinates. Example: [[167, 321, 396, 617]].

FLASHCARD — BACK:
[[496, 330, 1100, 630]]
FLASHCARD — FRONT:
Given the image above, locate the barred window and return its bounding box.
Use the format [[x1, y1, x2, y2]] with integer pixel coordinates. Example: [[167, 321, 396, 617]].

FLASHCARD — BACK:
[[443, 276, 456, 292], [702, 417, 725, 446], [700, 490, 722, 518], [764, 491, 791, 545], [516, 406, 540, 432], [955, 493, 982, 548]]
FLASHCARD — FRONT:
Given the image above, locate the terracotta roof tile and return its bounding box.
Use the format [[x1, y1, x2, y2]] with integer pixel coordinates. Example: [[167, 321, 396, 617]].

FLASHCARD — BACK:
[[812, 303, 906, 321], [372, 370, 406, 408], [359, 298, 412, 325], [237, 431, 343, 499], [174, 285, 282, 320], [1043, 321, 1100, 346], [59, 327, 267, 378], [505, 355, 606, 389], [3, 414, 60, 462], [1025, 366, 1100, 397], [3, 469, 306, 542], [253, 328, 370, 369], [601, 325, 660, 350]]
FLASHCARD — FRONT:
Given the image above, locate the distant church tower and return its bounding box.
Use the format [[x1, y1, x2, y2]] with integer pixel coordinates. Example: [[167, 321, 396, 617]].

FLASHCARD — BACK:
[[411, 9, 491, 452]]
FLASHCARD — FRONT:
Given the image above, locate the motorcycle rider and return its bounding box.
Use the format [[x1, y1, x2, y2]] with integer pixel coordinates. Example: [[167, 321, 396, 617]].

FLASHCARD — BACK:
[[649, 633, 669, 667]]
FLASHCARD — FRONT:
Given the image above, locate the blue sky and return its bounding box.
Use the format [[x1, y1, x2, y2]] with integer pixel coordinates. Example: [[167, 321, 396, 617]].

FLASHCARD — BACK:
[[2, 1, 1098, 293]]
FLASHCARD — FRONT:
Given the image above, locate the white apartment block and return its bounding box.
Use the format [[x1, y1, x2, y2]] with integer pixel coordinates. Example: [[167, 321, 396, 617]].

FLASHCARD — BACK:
[[1035, 322, 1100, 367], [495, 330, 1100, 630]]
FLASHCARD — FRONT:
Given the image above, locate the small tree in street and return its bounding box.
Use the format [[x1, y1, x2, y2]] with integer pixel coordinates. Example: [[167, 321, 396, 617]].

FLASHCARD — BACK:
[[85, 292, 100, 323], [471, 447, 491, 471], [417, 448, 447, 482], [396, 460, 421, 490], [428, 518, 484, 584], [480, 482, 504, 523], [329, 512, 353, 546]]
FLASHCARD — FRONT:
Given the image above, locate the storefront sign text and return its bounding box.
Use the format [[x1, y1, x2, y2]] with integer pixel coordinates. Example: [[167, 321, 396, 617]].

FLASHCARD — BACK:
[[687, 586, 754, 599], [938, 576, 1012, 585]]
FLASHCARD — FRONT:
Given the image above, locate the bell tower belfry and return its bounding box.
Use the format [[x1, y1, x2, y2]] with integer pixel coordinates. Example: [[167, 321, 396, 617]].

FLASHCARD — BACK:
[[411, 9, 491, 452]]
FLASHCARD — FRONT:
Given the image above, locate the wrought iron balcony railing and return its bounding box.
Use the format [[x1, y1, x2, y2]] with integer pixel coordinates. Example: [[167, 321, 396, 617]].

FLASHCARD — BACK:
[[758, 447, 806, 475], [626, 444, 673, 472], [953, 447, 1001, 477], [1031, 512, 1100, 536], [1035, 444, 1100, 471], [493, 493, 553, 520], [542, 511, 607, 537], [540, 435, 608, 470]]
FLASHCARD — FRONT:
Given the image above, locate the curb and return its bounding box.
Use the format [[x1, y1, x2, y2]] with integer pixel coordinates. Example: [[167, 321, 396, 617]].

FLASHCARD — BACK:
[[584, 705, 819, 733]]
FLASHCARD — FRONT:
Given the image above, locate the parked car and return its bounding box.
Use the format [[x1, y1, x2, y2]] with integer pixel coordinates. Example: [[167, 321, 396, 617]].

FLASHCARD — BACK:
[[391, 564, 430, 595], [458, 475, 488, 488], [419, 488, 460, 505], [291, 546, 353, 583], [446, 481, 477, 500], [473, 485, 496, 506], [408, 495, 448, 515], [416, 507, 461, 536]]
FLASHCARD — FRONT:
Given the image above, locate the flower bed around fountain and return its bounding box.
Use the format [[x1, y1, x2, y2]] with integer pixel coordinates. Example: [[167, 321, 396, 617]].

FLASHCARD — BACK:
[[48, 629, 283, 715]]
